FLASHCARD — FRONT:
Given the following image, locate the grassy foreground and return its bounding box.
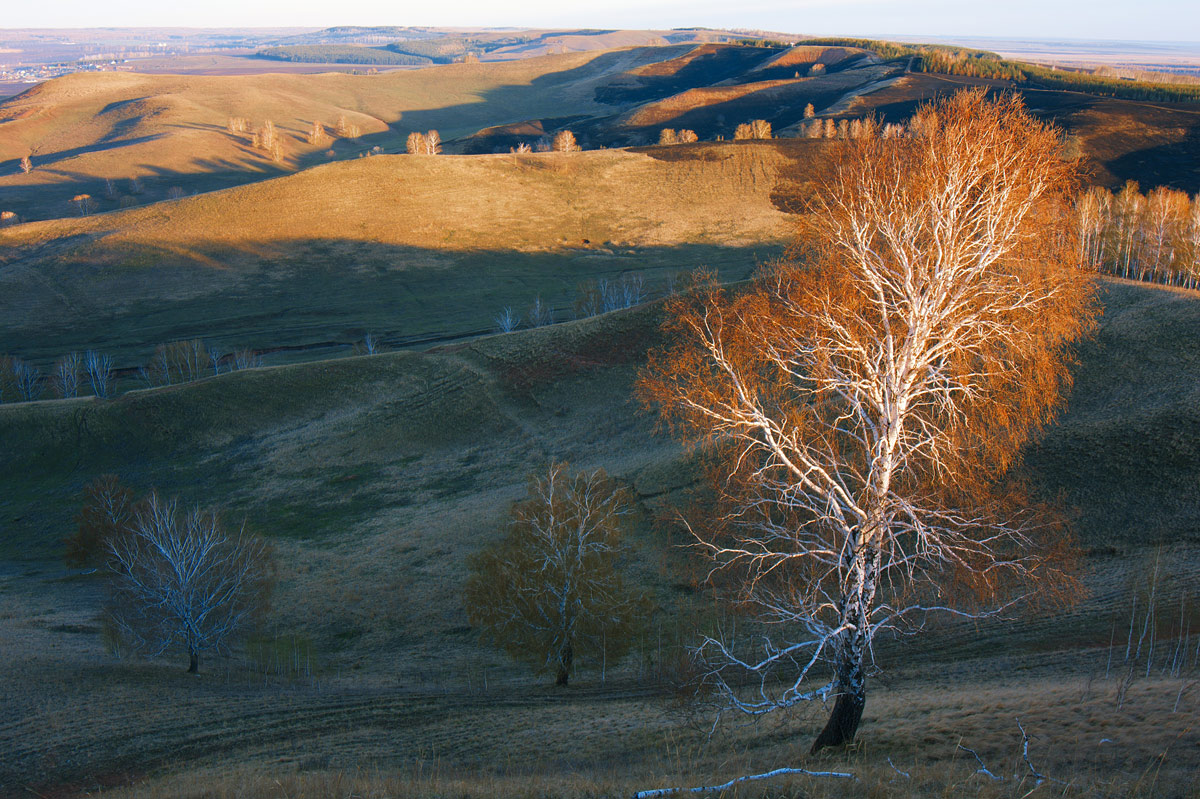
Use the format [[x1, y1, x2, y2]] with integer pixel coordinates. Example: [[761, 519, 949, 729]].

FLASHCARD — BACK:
[[1, 278, 1199, 796]]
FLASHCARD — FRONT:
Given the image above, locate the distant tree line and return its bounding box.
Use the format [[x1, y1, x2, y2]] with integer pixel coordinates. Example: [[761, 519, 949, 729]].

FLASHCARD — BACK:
[[255, 46, 433, 66], [802, 37, 1200, 103]]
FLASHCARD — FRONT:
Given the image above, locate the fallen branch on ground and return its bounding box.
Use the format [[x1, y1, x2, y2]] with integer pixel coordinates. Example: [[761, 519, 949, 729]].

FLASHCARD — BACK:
[[633, 767, 856, 798]]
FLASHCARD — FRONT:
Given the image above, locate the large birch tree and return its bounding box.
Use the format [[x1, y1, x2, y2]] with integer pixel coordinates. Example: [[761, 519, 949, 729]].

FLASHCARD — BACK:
[[641, 89, 1097, 751]]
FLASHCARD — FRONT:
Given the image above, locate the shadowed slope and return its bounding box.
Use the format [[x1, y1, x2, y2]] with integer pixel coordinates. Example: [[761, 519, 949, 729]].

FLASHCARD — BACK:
[[0, 145, 798, 365]]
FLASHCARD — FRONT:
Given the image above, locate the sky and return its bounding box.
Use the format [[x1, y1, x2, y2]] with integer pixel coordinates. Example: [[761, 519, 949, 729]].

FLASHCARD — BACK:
[[5, 0, 1199, 42]]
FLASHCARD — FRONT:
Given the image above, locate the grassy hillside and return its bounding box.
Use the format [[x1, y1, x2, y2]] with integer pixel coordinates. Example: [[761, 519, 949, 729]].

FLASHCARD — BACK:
[[4, 39, 1199, 227], [0, 144, 796, 368], [0, 46, 692, 221], [1, 279, 1198, 795]]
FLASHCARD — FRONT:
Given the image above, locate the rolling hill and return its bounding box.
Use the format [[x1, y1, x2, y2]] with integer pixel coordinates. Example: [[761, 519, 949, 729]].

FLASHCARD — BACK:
[[1, 278, 1197, 794], [0, 143, 797, 368], [5, 40, 1198, 227]]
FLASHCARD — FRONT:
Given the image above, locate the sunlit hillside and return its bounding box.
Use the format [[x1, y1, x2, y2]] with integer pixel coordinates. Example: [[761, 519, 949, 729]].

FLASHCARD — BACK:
[[0, 143, 799, 366]]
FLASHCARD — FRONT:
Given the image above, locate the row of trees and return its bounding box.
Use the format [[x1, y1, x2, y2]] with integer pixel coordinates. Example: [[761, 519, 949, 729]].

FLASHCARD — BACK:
[[0, 350, 114, 402], [0, 341, 265, 404], [493, 273, 650, 334], [1078, 182, 1200, 288]]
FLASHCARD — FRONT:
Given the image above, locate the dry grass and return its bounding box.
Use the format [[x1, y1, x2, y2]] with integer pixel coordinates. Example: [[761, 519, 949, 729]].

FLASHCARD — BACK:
[[0, 45, 684, 221], [0, 143, 796, 366], [1, 279, 1199, 796]]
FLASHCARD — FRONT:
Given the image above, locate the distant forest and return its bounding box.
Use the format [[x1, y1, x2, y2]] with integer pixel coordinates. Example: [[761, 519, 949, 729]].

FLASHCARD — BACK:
[[803, 37, 1200, 103]]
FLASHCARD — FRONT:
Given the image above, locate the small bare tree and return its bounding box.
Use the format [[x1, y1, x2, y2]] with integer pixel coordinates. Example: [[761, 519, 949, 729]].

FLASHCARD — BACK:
[[528, 295, 554, 327], [66, 475, 137, 569], [53, 352, 81, 398], [230, 349, 262, 371], [465, 464, 643, 686], [306, 121, 329, 146], [678, 129, 698, 143], [552, 130, 579, 152], [11, 357, 42, 401], [72, 194, 95, 216], [423, 130, 441, 155], [658, 128, 678, 146], [510, 142, 532, 154], [406, 131, 426, 154], [19, 154, 33, 174], [106, 492, 274, 674], [84, 350, 114, 398], [227, 117, 248, 133], [803, 103, 816, 119], [641, 89, 1097, 753], [494, 307, 520, 333]]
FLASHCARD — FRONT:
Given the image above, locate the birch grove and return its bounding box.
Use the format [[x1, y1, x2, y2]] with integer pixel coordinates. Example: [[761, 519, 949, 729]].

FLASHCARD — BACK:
[[1077, 182, 1200, 288], [641, 89, 1096, 751]]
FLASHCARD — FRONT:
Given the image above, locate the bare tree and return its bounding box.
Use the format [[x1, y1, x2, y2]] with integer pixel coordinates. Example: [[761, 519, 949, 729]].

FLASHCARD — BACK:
[[144, 340, 213, 387], [803, 103, 816, 119], [528, 296, 554, 327], [424, 130, 441, 155], [494, 307, 520, 333], [53, 352, 81, 398], [105, 492, 274, 674], [306, 121, 329, 146], [11, 357, 42, 401], [336, 115, 361, 139], [19, 154, 33, 174], [552, 130, 579, 152], [85, 350, 114, 398], [678, 129, 699, 143], [66, 475, 137, 569], [227, 117, 248, 133], [640, 89, 1097, 752], [510, 142, 532, 154], [230, 349, 262, 371], [658, 129, 679, 146], [72, 194, 94, 216], [406, 131, 426, 154], [464, 464, 643, 686]]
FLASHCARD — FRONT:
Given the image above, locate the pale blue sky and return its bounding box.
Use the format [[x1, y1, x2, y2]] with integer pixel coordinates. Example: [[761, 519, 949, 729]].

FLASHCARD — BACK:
[[6, 0, 1198, 42]]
